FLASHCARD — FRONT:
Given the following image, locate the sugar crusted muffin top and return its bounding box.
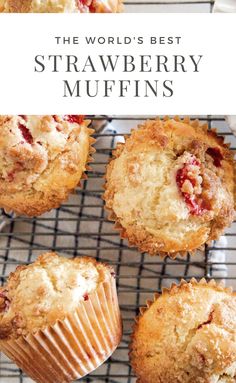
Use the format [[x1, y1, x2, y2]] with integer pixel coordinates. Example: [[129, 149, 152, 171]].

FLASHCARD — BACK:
[[130, 280, 236, 383], [0, 115, 92, 216], [0, 0, 122, 13], [0, 253, 114, 339], [104, 117, 235, 256], [0, 115, 84, 193]]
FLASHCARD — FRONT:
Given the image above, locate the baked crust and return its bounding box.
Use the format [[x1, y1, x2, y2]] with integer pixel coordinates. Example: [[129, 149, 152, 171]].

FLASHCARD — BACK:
[[104, 117, 235, 257], [130, 279, 236, 383], [0, 252, 115, 339], [0, 0, 123, 13], [0, 115, 95, 216]]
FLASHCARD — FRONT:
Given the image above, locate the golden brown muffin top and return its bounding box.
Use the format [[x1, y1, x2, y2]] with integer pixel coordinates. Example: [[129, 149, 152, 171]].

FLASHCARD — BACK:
[[104, 117, 235, 256], [0, 115, 93, 216], [0, 115, 85, 194], [130, 280, 236, 383], [0, 0, 122, 13], [0, 253, 114, 339]]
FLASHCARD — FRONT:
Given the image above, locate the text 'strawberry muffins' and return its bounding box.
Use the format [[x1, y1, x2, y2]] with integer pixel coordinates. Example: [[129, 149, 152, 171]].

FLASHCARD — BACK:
[[104, 117, 235, 257], [0, 252, 122, 383], [0, 115, 95, 216], [130, 279, 236, 383], [0, 0, 123, 13]]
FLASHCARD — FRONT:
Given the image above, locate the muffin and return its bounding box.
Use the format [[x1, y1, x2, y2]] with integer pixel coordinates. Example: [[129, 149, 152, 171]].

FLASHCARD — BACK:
[[0, 252, 122, 383], [0, 0, 123, 13], [130, 279, 236, 383], [104, 117, 235, 257], [0, 115, 95, 216]]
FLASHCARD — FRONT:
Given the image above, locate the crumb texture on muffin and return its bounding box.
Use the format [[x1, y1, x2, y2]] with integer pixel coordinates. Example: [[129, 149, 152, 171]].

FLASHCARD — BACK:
[[130, 280, 236, 383], [0, 252, 113, 338], [104, 117, 235, 256], [0, 115, 92, 216], [0, 0, 122, 13]]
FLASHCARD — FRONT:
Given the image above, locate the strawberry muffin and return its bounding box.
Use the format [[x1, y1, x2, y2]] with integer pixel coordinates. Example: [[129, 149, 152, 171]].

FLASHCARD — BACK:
[[0, 115, 94, 216], [104, 117, 235, 257], [130, 279, 236, 383], [0, 252, 122, 383]]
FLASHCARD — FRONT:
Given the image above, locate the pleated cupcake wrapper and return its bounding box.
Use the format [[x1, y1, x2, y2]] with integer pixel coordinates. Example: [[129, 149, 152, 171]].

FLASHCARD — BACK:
[[103, 116, 236, 259], [0, 276, 122, 383], [77, 120, 96, 184]]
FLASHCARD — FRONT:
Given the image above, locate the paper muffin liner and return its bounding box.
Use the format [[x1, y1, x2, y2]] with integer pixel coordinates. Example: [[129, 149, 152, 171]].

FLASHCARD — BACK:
[[78, 120, 96, 185], [103, 116, 236, 259], [0, 274, 122, 383]]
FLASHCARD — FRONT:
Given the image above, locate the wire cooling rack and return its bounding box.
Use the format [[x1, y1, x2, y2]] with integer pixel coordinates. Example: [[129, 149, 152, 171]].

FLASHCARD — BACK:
[[0, 115, 236, 383], [124, 0, 214, 13]]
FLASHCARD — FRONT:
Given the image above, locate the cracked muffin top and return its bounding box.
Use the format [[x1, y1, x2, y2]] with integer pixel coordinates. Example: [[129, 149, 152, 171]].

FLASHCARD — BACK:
[[0, 0, 122, 13], [130, 280, 236, 383], [0, 115, 92, 216], [104, 117, 235, 257], [0, 252, 114, 339]]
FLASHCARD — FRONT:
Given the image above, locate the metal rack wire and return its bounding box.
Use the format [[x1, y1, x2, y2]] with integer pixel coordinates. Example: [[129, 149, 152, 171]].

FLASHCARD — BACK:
[[0, 115, 236, 382]]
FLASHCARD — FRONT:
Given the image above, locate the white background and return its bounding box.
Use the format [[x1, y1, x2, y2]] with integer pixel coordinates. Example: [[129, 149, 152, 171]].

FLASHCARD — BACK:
[[0, 13, 235, 115]]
